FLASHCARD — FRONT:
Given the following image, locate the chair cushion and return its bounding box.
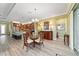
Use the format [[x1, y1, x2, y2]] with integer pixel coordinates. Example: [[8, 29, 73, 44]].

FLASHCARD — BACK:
[[35, 37, 40, 43], [27, 37, 33, 43]]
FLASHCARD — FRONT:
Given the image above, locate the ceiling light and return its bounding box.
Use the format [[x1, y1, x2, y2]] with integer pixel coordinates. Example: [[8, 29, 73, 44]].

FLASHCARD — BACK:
[[32, 19, 35, 22], [31, 8, 40, 23]]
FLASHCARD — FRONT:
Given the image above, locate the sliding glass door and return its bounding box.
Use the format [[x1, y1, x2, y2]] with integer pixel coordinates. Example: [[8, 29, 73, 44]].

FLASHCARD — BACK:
[[73, 5, 79, 52]]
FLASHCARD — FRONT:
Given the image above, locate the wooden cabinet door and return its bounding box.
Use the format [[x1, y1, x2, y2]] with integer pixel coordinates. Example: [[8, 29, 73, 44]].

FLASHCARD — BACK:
[[43, 31, 52, 40]]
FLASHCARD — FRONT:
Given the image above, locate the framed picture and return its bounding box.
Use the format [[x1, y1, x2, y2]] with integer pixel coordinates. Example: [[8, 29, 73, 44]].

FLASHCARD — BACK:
[[44, 21, 49, 30], [57, 24, 65, 30]]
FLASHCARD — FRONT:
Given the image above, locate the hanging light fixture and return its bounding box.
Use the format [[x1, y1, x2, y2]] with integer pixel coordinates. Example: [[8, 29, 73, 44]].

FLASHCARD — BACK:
[[32, 19, 35, 22], [32, 8, 39, 22], [31, 8, 39, 34]]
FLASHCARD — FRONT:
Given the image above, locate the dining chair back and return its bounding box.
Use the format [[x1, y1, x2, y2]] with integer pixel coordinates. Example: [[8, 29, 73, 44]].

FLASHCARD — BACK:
[[23, 30, 33, 51], [35, 32, 44, 47]]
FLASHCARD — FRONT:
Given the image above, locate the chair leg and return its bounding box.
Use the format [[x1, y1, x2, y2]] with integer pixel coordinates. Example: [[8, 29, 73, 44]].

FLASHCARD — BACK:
[[41, 42, 44, 47], [23, 44, 28, 51], [42, 43, 44, 47], [26, 44, 29, 52], [23, 43, 33, 52], [26, 47, 28, 52], [39, 43, 43, 50]]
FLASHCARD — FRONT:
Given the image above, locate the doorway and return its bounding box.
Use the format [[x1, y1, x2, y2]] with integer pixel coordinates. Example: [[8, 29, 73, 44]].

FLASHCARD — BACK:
[[0, 24, 6, 35]]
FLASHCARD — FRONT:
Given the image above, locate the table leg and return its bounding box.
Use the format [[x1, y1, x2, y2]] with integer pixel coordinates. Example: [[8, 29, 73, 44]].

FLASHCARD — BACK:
[[33, 40, 35, 47]]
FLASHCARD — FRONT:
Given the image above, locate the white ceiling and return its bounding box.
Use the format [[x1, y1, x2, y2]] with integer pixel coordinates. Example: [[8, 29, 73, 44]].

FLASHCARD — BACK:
[[0, 3, 69, 23], [0, 3, 15, 19]]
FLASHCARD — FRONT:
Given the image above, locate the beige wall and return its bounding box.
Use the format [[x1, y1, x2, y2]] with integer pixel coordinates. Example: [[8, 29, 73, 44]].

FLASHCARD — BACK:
[[68, 11, 74, 50], [67, 14, 70, 34], [37, 18, 56, 31], [37, 15, 68, 34]]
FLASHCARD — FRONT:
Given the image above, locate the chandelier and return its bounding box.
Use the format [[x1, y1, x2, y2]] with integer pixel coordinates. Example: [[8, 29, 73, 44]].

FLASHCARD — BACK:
[[32, 8, 39, 22]]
